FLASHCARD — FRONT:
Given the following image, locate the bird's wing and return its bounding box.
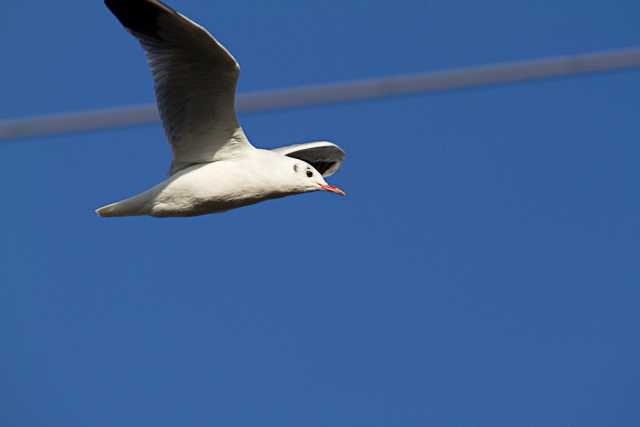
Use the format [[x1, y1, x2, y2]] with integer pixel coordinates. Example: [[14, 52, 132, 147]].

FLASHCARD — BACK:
[[105, 0, 253, 175], [272, 141, 345, 177]]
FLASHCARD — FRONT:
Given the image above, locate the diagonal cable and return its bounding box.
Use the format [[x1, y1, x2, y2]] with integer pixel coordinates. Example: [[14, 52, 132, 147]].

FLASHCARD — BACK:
[[1, 47, 640, 141]]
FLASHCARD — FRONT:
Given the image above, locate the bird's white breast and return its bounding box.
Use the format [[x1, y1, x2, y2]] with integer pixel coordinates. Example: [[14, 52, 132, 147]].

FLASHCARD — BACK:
[[149, 151, 293, 216]]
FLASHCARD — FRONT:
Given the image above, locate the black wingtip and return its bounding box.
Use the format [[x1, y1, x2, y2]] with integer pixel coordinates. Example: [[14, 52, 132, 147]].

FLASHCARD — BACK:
[[105, 0, 176, 38]]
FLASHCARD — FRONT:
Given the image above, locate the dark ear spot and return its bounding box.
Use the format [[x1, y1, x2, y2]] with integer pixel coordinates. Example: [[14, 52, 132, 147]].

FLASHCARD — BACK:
[[293, 164, 299, 173]]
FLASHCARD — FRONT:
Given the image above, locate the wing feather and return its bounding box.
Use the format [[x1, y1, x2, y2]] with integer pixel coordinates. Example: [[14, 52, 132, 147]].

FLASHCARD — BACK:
[[272, 141, 345, 177], [105, 0, 253, 174]]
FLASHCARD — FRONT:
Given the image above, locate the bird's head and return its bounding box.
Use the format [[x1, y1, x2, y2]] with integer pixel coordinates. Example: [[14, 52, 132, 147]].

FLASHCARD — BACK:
[[287, 158, 346, 196]]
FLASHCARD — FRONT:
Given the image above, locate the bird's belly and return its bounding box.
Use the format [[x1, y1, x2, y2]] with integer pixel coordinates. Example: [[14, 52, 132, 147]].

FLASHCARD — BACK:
[[150, 186, 285, 217], [147, 161, 293, 217]]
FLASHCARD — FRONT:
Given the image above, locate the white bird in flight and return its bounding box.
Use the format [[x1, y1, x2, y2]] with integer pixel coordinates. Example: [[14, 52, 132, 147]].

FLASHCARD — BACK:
[[97, 0, 345, 217]]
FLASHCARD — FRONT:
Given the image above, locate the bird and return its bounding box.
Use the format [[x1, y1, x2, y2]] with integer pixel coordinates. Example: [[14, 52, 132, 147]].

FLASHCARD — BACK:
[[97, 0, 346, 217]]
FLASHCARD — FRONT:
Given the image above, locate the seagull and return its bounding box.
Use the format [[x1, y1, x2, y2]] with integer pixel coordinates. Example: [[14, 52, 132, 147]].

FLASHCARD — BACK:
[[97, 0, 345, 217]]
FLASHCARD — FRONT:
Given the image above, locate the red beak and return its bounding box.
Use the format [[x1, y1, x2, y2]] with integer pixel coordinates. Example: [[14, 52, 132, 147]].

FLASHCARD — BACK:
[[320, 185, 346, 196]]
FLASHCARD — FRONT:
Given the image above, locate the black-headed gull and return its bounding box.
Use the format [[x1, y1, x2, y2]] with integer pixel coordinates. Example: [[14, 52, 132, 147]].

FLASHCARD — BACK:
[[97, 0, 345, 217]]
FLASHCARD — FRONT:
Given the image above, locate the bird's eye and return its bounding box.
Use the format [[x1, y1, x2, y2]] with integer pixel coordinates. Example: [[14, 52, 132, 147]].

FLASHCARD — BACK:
[[306, 170, 313, 178]]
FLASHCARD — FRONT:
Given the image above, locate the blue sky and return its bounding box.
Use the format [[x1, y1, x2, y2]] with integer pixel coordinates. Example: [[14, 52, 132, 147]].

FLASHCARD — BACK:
[[1, 1, 640, 425]]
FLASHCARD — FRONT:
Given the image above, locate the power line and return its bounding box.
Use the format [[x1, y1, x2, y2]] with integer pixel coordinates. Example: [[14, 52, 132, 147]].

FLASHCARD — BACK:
[[1, 47, 639, 142]]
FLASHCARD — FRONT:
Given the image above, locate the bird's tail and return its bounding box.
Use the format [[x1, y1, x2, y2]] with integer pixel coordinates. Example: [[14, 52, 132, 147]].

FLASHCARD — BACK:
[[95, 193, 150, 217]]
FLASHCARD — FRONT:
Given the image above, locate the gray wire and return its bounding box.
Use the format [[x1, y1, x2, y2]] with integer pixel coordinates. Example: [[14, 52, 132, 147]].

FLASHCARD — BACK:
[[1, 47, 640, 141]]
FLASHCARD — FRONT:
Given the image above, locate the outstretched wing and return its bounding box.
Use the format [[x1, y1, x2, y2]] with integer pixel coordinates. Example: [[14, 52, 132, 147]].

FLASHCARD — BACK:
[[272, 141, 345, 177], [105, 0, 253, 174]]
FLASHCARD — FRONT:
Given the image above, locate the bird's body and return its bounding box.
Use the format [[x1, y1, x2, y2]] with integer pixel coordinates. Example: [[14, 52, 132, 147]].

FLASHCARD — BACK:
[[98, 0, 346, 217], [98, 150, 325, 217]]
